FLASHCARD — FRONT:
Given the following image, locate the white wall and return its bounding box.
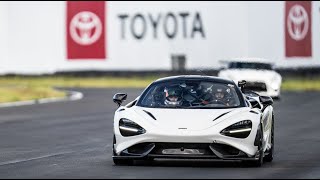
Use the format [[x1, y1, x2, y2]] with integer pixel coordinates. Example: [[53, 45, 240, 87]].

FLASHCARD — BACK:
[[105, 1, 249, 71], [0, 1, 319, 74], [0, 2, 9, 75], [4, 1, 65, 74], [247, 1, 320, 68]]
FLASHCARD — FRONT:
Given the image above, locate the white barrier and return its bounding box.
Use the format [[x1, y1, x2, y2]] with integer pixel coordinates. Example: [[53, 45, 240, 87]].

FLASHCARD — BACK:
[[0, 1, 319, 74]]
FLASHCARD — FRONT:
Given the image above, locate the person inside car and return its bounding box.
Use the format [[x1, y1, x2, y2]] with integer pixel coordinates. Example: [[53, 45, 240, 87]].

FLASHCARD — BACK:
[[212, 87, 235, 106]]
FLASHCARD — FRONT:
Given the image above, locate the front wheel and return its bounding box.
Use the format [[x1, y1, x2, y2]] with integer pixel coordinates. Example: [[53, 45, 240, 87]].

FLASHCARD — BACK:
[[264, 117, 274, 162], [112, 134, 134, 166], [272, 96, 280, 100], [243, 125, 264, 167]]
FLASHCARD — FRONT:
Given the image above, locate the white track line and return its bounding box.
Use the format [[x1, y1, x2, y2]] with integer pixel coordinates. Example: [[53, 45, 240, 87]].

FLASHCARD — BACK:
[[0, 151, 75, 166]]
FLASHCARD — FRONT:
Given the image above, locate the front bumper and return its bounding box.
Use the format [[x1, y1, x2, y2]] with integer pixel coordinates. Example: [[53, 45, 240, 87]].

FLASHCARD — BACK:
[[113, 142, 260, 161], [114, 123, 259, 157]]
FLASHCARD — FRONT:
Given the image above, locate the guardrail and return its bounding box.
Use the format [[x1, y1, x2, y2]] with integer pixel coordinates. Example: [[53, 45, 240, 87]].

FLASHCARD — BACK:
[[2, 67, 320, 79], [56, 67, 320, 79]]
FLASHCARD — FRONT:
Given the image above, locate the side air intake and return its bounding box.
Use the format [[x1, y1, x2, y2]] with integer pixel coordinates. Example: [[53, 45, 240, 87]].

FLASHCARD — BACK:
[[143, 110, 157, 120], [213, 111, 231, 121]]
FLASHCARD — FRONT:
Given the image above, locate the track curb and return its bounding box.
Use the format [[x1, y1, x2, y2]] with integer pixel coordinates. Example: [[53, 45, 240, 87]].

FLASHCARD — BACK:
[[0, 90, 83, 108]]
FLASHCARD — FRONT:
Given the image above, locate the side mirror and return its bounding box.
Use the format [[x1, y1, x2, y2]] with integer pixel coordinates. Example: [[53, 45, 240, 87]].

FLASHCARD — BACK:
[[113, 93, 127, 107], [259, 96, 273, 106], [238, 80, 246, 92]]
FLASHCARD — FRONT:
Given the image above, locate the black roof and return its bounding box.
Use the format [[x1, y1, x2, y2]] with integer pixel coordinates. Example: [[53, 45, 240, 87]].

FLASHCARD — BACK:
[[154, 75, 235, 84]]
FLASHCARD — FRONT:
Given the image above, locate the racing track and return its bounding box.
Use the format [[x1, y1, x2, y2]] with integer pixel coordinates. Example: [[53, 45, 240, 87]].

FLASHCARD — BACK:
[[0, 88, 320, 178]]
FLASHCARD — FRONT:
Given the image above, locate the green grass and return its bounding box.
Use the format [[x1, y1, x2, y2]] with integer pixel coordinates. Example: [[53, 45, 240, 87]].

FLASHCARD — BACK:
[[282, 78, 320, 91], [0, 85, 65, 103], [0, 76, 158, 88], [0, 76, 319, 103], [0, 76, 159, 103]]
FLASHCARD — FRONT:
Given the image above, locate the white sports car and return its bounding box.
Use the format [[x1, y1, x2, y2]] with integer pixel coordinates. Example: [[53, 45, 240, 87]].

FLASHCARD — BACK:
[[218, 58, 282, 99], [112, 75, 274, 167]]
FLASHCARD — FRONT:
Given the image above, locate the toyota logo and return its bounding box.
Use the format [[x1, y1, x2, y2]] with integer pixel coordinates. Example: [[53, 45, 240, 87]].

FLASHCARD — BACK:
[[69, 11, 102, 45], [287, 4, 309, 41]]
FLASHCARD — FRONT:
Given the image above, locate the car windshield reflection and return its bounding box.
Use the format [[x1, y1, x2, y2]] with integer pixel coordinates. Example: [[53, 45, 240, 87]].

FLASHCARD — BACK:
[[137, 80, 242, 109]]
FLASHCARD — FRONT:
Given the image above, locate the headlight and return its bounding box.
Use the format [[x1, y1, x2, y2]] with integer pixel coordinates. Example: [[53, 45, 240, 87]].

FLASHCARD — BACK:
[[271, 82, 279, 90], [119, 118, 146, 137], [271, 75, 281, 90], [271, 78, 279, 90], [220, 120, 252, 138]]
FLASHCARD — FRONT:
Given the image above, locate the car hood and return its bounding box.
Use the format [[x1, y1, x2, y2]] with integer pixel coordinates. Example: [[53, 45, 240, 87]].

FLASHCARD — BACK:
[[133, 107, 248, 131], [220, 69, 277, 82]]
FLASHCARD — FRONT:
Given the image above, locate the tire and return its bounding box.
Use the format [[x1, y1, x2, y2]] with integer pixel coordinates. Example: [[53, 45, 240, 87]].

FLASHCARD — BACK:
[[272, 95, 280, 101], [244, 125, 264, 167], [112, 134, 134, 166], [112, 134, 116, 156], [264, 116, 274, 162]]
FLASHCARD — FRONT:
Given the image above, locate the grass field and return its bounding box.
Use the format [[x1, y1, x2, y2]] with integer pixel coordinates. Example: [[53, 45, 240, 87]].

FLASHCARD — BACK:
[[0, 76, 318, 103], [0, 85, 65, 103], [0, 76, 158, 103], [281, 78, 320, 91]]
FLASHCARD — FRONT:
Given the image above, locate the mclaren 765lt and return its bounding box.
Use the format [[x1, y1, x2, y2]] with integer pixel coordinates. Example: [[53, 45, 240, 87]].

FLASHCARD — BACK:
[[112, 75, 274, 167]]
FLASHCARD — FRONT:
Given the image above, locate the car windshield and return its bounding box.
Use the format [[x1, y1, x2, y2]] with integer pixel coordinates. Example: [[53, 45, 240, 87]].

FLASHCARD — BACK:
[[137, 80, 242, 109], [228, 62, 273, 70]]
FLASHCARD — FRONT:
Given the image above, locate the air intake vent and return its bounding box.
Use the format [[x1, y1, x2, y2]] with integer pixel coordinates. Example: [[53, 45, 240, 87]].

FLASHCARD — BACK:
[[249, 110, 259, 114], [213, 111, 231, 121], [143, 110, 157, 120]]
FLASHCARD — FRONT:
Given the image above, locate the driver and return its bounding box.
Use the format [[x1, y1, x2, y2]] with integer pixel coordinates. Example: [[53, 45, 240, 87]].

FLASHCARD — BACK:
[[214, 88, 225, 100], [213, 87, 233, 106], [164, 85, 184, 107]]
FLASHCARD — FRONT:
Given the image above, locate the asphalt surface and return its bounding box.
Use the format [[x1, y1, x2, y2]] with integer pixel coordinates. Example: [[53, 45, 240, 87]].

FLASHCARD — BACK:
[[0, 88, 320, 178]]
